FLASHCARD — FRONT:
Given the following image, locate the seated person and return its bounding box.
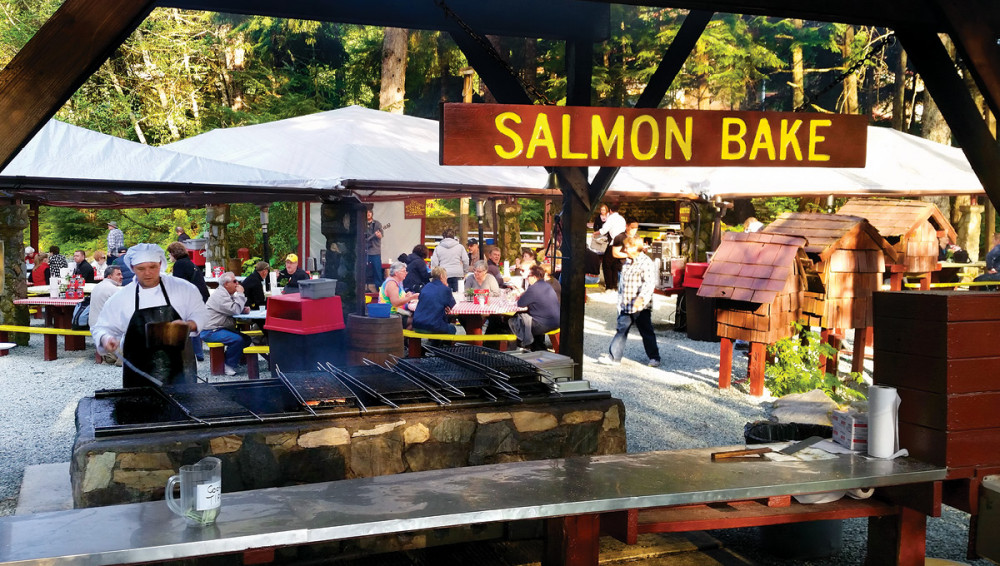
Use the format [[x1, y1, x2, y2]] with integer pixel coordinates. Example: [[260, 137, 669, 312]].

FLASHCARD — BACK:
[[508, 264, 560, 351], [412, 267, 456, 342], [486, 246, 507, 288], [278, 253, 308, 293], [380, 261, 419, 325], [974, 233, 1000, 289], [200, 271, 252, 376], [463, 260, 501, 297], [402, 244, 432, 293]]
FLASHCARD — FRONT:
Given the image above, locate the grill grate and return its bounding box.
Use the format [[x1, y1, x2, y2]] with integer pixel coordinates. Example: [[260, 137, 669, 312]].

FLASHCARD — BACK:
[[395, 356, 493, 388], [279, 371, 358, 407], [160, 383, 253, 419], [431, 346, 544, 380]]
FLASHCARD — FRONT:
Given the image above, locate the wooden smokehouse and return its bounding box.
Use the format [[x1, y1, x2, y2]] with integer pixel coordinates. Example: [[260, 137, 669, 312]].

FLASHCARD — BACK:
[[761, 212, 898, 372], [697, 231, 823, 396], [836, 198, 957, 290]]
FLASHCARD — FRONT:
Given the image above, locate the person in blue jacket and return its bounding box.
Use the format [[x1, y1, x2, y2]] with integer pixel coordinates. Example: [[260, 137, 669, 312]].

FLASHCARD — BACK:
[[412, 267, 456, 344]]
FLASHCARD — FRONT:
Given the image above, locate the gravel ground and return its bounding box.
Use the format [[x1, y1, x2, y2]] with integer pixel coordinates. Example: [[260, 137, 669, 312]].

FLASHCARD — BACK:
[[0, 291, 987, 564]]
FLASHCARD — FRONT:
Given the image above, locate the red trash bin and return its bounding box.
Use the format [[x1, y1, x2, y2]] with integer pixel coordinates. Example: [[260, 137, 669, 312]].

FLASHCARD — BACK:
[[237, 248, 250, 261]]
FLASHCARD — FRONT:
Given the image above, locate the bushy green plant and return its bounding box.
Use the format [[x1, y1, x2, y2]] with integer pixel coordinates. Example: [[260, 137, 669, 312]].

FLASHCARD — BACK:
[[765, 322, 867, 404]]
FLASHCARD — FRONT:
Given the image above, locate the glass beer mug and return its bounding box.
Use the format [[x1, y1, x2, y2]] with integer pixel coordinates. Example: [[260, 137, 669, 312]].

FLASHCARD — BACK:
[[166, 457, 222, 526]]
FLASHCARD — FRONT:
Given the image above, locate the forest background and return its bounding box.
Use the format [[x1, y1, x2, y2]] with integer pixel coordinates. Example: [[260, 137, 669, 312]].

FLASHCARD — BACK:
[[1, 1, 992, 263]]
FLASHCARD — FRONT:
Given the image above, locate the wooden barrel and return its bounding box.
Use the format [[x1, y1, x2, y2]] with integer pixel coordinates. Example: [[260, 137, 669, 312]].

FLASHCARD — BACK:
[[346, 313, 404, 366]]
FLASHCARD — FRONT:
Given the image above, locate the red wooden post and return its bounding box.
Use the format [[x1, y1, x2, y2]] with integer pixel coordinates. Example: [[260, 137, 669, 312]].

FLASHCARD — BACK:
[[851, 327, 867, 374], [43, 334, 57, 361], [748, 342, 766, 397], [867, 507, 927, 566], [920, 274, 931, 291], [825, 332, 842, 375], [719, 337, 733, 389], [0, 330, 9, 357], [818, 328, 831, 369], [890, 272, 903, 291], [209, 346, 225, 376], [544, 514, 600, 566]]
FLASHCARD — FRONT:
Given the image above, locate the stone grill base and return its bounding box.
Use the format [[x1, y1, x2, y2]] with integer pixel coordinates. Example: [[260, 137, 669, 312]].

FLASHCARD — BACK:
[[71, 396, 626, 508]]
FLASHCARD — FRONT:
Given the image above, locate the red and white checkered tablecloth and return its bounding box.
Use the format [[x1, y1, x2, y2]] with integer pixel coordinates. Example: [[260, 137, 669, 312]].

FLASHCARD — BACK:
[[14, 297, 83, 306], [450, 299, 523, 316]]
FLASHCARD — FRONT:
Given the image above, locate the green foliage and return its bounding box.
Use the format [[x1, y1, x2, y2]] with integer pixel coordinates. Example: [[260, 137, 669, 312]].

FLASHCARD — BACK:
[[751, 197, 799, 222], [223, 202, 297, 266], [765, 323, 867, 404]]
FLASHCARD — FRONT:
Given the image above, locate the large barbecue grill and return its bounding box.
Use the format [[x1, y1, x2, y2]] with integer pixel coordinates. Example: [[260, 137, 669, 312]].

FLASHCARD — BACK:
[[91, 346, 582, 437]]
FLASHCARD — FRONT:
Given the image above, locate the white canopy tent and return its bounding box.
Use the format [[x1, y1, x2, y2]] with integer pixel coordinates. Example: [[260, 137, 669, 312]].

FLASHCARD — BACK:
[[0, 119, 328, 207], [606, 126, 985, 200]]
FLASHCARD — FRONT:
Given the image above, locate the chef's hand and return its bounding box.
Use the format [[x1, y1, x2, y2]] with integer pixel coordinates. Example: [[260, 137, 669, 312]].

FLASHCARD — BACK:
[[101, 336, 120, 352]]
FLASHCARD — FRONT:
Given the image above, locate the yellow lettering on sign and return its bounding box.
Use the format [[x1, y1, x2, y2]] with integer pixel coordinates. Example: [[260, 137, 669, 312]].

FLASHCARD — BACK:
[[592, 115, 624, 159], [560, 115, 586, 159], [664, 117, 692, 161], [494, 112, 523, 159], [721, 118, 747, 160], [780, 119, 803, 161], [630, 115, 658, 161], [808, 119, 832, 161], [526, 113, 557, 159], [749, 118, 776, 161]]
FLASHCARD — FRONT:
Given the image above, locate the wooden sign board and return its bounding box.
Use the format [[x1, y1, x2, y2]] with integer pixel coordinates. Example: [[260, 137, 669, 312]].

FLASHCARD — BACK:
[[404, 198, 426, 219], [441, 103, 867, 168]]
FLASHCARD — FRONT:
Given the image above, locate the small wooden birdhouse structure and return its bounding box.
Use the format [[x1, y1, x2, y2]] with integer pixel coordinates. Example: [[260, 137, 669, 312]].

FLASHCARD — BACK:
[[836, 198, 957, 288], [762, 212, 898, 331], [698, 231, 823, 396]]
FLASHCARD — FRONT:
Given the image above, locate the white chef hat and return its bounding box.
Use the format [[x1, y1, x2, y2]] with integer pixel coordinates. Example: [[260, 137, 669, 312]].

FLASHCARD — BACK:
[[124, 243, 167, 270]]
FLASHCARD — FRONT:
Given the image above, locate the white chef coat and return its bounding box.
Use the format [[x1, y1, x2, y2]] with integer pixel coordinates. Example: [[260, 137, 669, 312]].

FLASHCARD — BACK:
[[92, 274, 208, 355]]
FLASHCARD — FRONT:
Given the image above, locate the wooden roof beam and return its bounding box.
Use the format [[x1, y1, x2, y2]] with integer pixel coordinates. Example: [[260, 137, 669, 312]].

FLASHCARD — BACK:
[[0, 0, 156, 170], [588, 10, 713, 211], [896, 24, 1000, 212], [934, 0, 1000, 120]]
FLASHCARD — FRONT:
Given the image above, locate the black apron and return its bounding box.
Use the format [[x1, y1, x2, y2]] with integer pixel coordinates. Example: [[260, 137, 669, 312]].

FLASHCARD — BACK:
[[122, 280, 197, 388]]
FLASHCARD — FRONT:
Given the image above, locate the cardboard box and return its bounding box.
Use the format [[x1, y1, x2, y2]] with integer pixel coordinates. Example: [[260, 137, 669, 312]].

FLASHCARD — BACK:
[[832, 409, 868, 451]]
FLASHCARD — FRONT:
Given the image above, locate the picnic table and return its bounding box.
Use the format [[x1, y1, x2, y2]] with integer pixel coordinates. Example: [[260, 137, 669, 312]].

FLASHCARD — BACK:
[[26, 283, 97, 295], [12, 297, 86, 352], [449, 298, 524, 334]]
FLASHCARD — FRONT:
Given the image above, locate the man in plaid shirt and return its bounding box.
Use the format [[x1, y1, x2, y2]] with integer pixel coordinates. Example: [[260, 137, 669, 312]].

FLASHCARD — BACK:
[[597, 235, 661, 367]]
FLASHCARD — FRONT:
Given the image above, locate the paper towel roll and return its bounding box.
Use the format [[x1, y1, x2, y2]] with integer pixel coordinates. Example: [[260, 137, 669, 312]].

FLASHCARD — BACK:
[[868, 385, 901, 458], [269, 271, 278, 293]]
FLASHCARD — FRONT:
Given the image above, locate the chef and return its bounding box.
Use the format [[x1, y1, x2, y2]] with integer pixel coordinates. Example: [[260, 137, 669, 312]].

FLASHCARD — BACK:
[[92, 243, 208, 388]]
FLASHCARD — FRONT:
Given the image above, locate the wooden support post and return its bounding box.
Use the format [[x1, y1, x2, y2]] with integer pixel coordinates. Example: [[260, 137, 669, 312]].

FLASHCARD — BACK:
[[719, 337, 733, 389], [866, 507, 927, 566], [920, 274, 931, 291], [748, 342, 765, 397], [851, 327, 867, 374], [825, 332, 841, 375], [819, 328, 831, 369], [890, 271, 903, 291], [544, 514, 600, 566], [43, 335, 57, 361]]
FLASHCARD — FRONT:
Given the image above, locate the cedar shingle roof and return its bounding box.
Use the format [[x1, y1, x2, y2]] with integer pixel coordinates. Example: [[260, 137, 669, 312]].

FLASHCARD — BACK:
[[698, 231, 807, 304], [761, 211, 898, 263], [836, 198, 957, 243]]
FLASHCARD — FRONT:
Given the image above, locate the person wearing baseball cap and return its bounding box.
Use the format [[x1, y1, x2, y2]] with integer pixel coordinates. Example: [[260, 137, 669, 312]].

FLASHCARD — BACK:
[[278, 253, 308, 293]]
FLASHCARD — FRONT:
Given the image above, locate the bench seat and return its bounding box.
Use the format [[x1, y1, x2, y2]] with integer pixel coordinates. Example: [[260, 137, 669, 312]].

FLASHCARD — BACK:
[[403, 328, 559, 357], [206, 341, 270, 379], [0, 324, 90, 361]]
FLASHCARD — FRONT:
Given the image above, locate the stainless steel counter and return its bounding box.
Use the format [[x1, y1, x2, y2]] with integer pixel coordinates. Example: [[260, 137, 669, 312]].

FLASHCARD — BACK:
[[0, 447, 945, 565]]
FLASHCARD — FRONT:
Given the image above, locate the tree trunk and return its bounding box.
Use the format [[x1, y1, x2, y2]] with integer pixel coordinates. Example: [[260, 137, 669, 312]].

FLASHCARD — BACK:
[[840, 25, 859, 114], [892, 48, 907, 130], [791, 20, 805, 110], [380, 27, 408, 113]]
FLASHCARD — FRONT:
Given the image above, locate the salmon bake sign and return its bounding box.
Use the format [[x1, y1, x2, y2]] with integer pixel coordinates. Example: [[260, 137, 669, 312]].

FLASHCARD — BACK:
[[440, 103, 867, 168]]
